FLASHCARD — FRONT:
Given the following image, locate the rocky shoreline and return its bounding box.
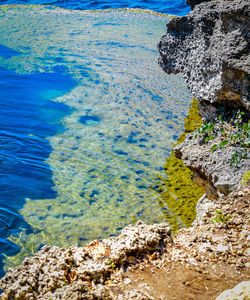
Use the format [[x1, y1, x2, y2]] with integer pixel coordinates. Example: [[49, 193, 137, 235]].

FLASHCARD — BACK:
[[1, 0, 249, 299], [0, 184, 249, 299]]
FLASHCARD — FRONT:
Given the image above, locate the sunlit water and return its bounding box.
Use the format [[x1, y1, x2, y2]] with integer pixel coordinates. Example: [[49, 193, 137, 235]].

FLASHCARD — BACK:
[[0, 6, 194, 275], [0, 0, 191, 16]]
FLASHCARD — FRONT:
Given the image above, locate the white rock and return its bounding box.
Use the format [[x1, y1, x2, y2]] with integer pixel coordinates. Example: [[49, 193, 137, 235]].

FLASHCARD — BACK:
[[216, 281, 250, 300], [216, 245, 228, 252]]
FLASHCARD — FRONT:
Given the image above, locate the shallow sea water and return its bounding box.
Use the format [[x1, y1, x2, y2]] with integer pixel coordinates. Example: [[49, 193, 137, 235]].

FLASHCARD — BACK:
[[0, 5, 195, 273], [0, 0, 191, 16]]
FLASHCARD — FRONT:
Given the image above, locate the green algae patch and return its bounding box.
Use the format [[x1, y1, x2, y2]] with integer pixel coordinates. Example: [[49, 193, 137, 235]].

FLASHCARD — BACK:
[[241, 171, 250, 185], [153, 99, 204, 232]]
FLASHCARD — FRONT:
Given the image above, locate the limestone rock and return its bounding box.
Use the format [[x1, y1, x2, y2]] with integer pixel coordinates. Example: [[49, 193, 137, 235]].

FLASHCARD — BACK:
[[174, 132, 250, 196], [192, 194, 216, 225], [0, 222, 171, 299], [103, 221, 171, 264], [158, 0, 250, 110], [216, 281, 250, 300]]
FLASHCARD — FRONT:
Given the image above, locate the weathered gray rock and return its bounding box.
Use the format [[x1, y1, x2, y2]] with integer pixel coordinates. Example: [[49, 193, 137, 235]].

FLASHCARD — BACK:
[[104, 221, 171, 264], [174, 131, 250, 196], [158, 0, 250, 110], [158, 0, 250, 197], [0, 222, 171, 299], [192, 194, 216, 225]]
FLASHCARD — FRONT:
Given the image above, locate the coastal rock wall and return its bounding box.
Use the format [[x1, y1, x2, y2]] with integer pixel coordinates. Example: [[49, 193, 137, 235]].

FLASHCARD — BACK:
[[158, 0, 250, 111], [158, 0, 250, 197]]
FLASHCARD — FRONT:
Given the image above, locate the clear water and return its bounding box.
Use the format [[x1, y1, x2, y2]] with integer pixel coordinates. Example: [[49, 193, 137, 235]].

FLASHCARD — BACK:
[[0, 0, 191, 16], [0, 5, 194, 276]]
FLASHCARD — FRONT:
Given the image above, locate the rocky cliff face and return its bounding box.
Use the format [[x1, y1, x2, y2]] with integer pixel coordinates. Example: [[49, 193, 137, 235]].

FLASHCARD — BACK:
[[158, 0, 250, 197], [158, 0, 249, 112]]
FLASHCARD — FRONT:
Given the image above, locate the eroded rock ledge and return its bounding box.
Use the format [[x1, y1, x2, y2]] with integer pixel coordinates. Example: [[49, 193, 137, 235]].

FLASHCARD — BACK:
[[158, 0, 249, 198], [0, 186, 249, 299], [158, 0, 249, 111], [0, 222, 171, 299], [174, 130, 250, 196]]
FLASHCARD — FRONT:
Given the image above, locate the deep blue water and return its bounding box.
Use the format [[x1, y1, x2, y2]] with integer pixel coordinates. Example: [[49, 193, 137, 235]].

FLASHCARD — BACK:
[[0, 0, 191, 16], [0, 3, 192, 280], [0, 46, 76, 277]]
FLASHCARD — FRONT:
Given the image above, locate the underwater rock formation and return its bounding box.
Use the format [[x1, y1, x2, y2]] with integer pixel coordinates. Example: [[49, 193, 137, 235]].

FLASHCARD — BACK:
[[158, 0, 250, 111]]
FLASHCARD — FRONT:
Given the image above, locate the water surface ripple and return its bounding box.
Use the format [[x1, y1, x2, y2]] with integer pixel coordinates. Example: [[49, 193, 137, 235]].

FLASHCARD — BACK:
[[0, 6, 193, 273], [0, 0, 191, 16]]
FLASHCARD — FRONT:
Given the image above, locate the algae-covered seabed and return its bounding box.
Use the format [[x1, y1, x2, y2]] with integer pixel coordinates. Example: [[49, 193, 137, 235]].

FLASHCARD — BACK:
[[0, 6, 203, 268]]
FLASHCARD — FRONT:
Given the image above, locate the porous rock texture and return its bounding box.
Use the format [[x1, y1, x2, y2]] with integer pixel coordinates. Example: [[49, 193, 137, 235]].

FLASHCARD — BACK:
[[158, 0, 250, 197], [158, 0, 250, 111], [0, 222, 171, 299], [216, 281, 250, 300], [110, 185, 250, 299], [174, 129, 250, 196], [157, 1, 250, 297]]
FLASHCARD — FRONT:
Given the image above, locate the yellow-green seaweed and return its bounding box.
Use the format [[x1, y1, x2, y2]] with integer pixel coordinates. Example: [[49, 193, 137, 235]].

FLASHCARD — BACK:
[[153, 99, 204, 233], [241, 171, 250, 185]]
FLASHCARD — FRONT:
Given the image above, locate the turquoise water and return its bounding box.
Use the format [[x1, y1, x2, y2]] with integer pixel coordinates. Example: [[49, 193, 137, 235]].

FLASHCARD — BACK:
[[0, 5, 193, 275]]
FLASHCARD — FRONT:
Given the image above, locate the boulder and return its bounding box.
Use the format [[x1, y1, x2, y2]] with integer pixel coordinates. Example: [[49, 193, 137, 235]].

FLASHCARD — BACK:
[[174, 131, 250, 196]]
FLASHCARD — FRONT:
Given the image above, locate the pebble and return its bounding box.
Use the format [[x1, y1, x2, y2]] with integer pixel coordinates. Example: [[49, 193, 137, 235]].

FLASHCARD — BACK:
[[238, 191, 244, 197], [123, 278, 131, 285]]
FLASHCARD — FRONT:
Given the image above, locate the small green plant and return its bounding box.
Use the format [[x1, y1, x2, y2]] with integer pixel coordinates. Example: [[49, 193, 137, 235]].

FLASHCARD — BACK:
[[229, 149, 248, 168], [195, 109, 249, 168], [106, 260, 116, 270], [194, 122, 216, 140], [241, 171, 250, 184], [212, 210, 231, 224]]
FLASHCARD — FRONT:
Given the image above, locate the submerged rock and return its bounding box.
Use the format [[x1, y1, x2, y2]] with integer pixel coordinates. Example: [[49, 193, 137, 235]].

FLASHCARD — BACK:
[[158, 0, 250, 110], [0, 222, 171, 299]]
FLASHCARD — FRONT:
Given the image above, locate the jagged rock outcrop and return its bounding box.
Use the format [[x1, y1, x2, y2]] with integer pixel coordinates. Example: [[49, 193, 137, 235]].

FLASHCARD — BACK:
[[0, 222, 171, 299], [174, 130, 250, 196], [158, 0, 250, 111], [158, 0, 250, 197]]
